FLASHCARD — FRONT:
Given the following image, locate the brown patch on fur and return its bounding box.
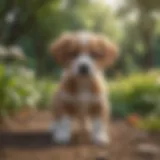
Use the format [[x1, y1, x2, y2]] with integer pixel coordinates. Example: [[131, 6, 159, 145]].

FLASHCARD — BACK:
[[85, 35, 118, 69], [89, 101, 107, 118], [60, 75, 78, 94], [89, 77, 104, 94], [62, 102, 78, 117], [50, 33, 80, 66], [97, 36, 118, 68], [52, 98, 78, 118]]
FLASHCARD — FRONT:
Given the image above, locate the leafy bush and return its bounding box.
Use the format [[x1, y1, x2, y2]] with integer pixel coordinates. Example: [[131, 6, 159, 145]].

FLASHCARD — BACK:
[[36, 79, 56, 109], [109, 71, 160, 117], [0, 65, 55, 118]]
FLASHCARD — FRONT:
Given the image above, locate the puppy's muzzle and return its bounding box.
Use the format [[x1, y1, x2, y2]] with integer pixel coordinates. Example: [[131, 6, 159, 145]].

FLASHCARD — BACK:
[[78, 64, 89, 75]]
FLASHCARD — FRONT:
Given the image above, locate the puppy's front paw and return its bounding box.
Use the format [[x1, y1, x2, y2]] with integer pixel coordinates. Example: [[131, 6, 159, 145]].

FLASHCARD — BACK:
[[91, 119, 110, 146], [92, 131, 110, 146], [52, 116, 71, 144], [53, 129, 71, 144]]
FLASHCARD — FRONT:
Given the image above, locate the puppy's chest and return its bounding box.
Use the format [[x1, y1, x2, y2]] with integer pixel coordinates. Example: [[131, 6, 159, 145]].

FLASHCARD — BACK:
[[61, 84, 104, 105], [77, 87, 93, 104]]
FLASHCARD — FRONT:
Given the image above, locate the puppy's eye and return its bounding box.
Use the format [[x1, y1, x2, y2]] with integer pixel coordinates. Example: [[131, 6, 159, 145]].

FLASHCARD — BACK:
[[90, 51, 104, 59]]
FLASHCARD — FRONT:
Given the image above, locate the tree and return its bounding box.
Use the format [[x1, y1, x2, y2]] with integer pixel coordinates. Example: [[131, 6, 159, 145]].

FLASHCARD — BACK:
[[0, 0, 120, 76], [0, 0, 59, 45], [0, 0, 60, 76], [117, 0, 160, 69]]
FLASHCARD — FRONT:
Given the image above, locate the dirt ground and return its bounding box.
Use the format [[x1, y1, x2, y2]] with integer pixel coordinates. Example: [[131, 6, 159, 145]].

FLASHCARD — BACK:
[[0, 111, 160, 160]]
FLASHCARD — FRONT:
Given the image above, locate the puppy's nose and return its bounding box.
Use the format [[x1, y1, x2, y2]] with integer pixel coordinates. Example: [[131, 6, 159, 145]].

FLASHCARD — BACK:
[[78, 64, 89, 75]]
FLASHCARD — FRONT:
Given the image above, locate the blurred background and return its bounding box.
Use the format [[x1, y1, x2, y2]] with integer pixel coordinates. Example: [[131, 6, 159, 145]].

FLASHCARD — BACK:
[[0, 0, 160, 160]]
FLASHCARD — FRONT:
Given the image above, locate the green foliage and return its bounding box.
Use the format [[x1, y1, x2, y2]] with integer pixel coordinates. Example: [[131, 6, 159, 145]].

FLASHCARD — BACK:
[[109, 71, 160, 117], [0, 65, 55, 117], [36, 79, 56, 109]]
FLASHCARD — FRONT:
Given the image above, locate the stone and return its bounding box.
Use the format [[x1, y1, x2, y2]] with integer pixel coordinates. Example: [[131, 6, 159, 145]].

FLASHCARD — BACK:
[[136, 143, 159, 156]]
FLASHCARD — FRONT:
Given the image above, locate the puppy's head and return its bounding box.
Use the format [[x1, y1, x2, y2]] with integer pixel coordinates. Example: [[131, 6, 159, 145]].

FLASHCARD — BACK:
[[50, 32, 118, 77]]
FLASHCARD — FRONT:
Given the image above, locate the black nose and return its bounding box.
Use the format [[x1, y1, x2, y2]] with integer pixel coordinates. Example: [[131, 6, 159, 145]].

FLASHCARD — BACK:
[[78, 64, 89, 75]]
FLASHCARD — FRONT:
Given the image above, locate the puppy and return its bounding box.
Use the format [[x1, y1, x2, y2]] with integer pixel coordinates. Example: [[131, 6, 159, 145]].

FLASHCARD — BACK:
[[49, 32, 117, 145]]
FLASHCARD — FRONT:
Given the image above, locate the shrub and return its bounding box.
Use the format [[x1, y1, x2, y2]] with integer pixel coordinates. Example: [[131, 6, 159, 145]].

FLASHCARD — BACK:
[[0, 65, 55, 118], [109, 71, 160, 117], [36, 79, 56, 109]]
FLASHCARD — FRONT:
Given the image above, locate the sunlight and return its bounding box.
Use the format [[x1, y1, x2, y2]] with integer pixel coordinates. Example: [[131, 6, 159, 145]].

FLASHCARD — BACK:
[[104, 0, 125, 10]]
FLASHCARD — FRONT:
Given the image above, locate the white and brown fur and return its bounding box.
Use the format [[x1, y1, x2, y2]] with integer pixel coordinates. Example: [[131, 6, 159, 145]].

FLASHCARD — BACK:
[[49, 32, 118, 145]]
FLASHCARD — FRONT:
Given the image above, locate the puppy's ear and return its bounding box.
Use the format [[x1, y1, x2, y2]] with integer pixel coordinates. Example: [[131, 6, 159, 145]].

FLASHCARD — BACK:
[[49, 33, 74, 66], [98, 37, 118, 68]]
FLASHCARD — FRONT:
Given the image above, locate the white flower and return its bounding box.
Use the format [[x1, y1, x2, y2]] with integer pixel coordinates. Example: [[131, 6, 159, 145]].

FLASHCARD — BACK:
[[8, 45, 25, 60], [0, 45, 8, 58]]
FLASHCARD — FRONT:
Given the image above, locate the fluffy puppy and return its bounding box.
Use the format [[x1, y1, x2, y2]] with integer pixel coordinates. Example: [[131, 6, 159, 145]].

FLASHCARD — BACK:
[[49, 32, 118, 145]]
